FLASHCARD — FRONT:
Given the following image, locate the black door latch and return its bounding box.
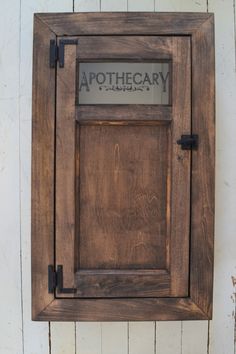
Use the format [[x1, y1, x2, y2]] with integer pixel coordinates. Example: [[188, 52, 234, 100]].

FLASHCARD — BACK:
[[177, 134, 198, 150]]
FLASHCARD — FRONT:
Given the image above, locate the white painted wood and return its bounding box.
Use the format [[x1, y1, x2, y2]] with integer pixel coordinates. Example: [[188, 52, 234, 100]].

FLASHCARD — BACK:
[[156, 322, 181, 354], [50, 323, 76, 354], [74, 0, 100, 11], [208, 1, 236, 354], [0, 1, 23, 353], [19, 1, 75, 353], [76, 323, 102, 354], [129, 322, 155, 354], [155, 0, 207, 11], [101, 0, 127, 11], [128, 0, 154, 11], [182, 321, 208, 354], [101, 323, 128, 354]]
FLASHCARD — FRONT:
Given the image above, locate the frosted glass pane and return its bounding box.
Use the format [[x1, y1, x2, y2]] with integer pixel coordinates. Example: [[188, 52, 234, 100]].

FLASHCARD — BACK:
[[77, 62, 170, 104]]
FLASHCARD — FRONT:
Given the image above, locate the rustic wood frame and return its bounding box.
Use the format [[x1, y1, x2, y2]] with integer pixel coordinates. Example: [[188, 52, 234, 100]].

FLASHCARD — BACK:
[[32, 12, 215, 321]]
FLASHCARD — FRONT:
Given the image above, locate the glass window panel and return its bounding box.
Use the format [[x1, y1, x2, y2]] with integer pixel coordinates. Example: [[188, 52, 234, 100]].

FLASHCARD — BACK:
[[77, 62, 171, 105]]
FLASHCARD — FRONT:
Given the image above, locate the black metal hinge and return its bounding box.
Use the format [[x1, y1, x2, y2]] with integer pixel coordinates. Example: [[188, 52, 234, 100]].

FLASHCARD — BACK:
[[177, 134, 198, 150], [49, 39, 78, 68], [48, 265, 76, 294]]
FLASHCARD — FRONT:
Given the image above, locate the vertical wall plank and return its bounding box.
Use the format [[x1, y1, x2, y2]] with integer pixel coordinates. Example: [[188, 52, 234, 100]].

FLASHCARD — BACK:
[[156, 322, 181, 354], [51, 323, 76, 354], [129, 322, 155, 354], [155, 0, 206, 11], [182, 322, 208, 354], [128, 0, 154, 11], [74, 0, 100, 11], [208, 1, 236, 353], [101, 0, 127, 11], [0, 1, 23, 353], [77, 323, 102, 354], [19, 1, 74, 353], [102, 323, 128, 354]]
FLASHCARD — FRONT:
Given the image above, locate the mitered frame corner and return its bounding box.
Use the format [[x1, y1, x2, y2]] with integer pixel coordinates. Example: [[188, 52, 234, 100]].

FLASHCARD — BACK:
[[31, 12, 215, 321], [31, 15, 57, 321]]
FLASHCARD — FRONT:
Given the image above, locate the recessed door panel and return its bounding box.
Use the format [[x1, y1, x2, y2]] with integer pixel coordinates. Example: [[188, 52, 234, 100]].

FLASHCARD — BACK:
[[79, 124, 169, 270]]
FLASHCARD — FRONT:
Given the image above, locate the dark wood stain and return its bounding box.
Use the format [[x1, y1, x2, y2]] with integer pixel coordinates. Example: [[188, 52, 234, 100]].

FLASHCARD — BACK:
[[31, 17, 56, 318], [75, 270, 170, 297], [36, 12, 213, 36], [35, 298, 208, 321], [79, 125, 168, 270], [190, 16, 215, 318], [76, 105, 172, 123], [55, 43, 77, 297], [32, 13, 215, 321]]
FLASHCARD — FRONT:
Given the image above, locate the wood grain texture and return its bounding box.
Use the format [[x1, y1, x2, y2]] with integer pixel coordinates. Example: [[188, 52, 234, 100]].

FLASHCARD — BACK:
[[79, 125, 168, 270], [75, 270, 170, 297], [36, 12, 212, 36], [190, 15, 215, 318], [31, 12, 214, 321], [78, 123, 172, 297], [55, 42, 77, 296], [155, 0, 207, 354], [76, 36, 173, 60], [31, 16, 56, 319], [2, 0, 230, 353], [75, 4, 124, 354], [35, 298, 208, 321], [76, 105, 171, 123], [154, 2, 208, 353], [126, 4, 156, 354], [75, 35, 190, 299], [169, 36, 191, 296]]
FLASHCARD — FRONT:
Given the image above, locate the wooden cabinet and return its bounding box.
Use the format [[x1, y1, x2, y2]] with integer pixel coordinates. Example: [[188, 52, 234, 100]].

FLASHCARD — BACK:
[[32, 12, 215, 321]]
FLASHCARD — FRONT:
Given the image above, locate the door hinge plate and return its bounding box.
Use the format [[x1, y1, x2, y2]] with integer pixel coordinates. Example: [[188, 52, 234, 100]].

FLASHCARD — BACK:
[[177, 134, 198, 150], [48, 265, 76, 294], [49, 39, 78, 68]]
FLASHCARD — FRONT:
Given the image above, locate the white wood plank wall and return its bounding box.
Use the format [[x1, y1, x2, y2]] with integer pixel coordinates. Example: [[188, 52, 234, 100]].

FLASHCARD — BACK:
[[0, 0, 235, 353]]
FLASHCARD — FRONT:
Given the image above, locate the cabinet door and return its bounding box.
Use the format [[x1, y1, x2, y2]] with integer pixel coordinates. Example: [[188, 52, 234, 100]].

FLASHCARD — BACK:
[[55, 36, 191, 298]]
